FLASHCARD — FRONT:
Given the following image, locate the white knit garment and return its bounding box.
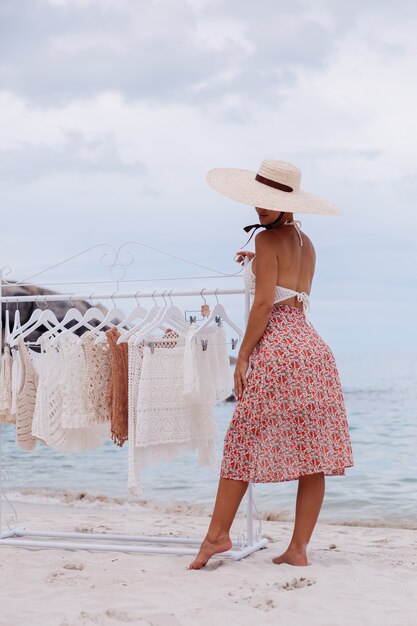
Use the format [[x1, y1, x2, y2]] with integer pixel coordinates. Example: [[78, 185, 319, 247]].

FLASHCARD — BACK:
[[136, 343, 217, 461], [32, 335, 109, 452], [59, 334, 90, 429], [127, 334, 217, 495], [127, 338, 144, 495], [183, 325, 232, 404]]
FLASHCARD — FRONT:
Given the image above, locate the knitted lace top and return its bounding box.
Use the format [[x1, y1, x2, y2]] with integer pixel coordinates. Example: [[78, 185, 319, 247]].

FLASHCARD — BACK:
[[0, 348, 14, 424], [127, 329, 217, 495], [16, 340, 39, 451], [32, 335, 109, 453], [106, 327, 129, 447], [80, 330, 111, 425], [127, 329, 181, 495]]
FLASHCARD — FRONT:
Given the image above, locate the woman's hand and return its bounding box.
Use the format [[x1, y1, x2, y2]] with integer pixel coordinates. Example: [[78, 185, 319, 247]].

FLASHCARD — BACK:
[[234, 250, 255, 266], [234, 355, 249, 400]]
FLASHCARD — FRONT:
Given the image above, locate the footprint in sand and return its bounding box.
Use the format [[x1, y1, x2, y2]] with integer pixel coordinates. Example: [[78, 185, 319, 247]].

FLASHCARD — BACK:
[[144, 613, 183, 626], [47, 564, 87, 586], [78, 610, 103, 624], [104, 611, 183, 626], [277, 577, 316, 591], [104, 609, 142, 622], [63, 562, 85, 571]]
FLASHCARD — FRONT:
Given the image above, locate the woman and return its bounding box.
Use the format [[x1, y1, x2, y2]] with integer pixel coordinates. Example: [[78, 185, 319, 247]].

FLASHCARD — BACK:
[[189, 160, 353, 570]]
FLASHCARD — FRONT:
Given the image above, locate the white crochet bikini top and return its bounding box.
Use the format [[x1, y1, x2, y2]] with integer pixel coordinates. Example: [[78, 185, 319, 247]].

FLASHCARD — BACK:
[[243, 220, 311, 324]]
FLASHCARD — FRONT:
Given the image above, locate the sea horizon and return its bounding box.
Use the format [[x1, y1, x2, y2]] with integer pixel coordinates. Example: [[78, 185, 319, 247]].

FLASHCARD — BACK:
[[2, 351, 416, 530]]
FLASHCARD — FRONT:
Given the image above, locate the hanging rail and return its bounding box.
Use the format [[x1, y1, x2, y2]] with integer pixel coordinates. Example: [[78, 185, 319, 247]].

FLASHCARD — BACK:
[[0, 248, 266, 560], [0, 288, 245, 304]]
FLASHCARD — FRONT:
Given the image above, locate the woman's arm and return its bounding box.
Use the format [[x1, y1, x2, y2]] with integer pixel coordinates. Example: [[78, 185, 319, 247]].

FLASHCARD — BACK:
[[234, 231, 277, 399]]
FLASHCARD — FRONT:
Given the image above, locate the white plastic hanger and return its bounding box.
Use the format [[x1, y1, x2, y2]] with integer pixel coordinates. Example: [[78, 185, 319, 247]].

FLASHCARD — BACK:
[[8, 310, 39, 346], [9, 308, 60, 347], [93, 294, 130, 344], [4, 306, 11, 345], [72, 308, 107, 344], [12, 305, 21, 335], [190, 303, 243, 339], [126, 290, 189, 345], [7, 303, 22, 345], [133, 304, 189, 341], [43, 307, 85, 345], [8, 299, 57, 347], [116, 292, 147, 331], [116, 304, 161, 344], [116, 290, 167, 344], [56, 295, 107, 344]]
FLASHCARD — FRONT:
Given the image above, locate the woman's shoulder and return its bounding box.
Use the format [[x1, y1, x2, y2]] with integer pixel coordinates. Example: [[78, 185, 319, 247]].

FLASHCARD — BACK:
[[254, 229, 278, 248], [255, 225, 315, 254]]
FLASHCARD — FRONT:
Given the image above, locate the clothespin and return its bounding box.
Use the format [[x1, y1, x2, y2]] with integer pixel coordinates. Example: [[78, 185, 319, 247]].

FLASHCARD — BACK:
[[147, 340, 155, 354], [189, 315, 197, 324], [201, 339, 208, 352], [215, 315, 222, 327], [231, 338, 239, 350]]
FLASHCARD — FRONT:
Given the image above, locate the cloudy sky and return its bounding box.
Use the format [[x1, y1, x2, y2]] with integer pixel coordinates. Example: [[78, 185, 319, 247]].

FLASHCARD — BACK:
[[0, 0, 416, 353]]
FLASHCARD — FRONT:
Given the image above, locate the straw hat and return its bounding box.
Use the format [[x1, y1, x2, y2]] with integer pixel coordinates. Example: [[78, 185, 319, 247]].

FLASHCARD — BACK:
[[206, 159, 342, 215]]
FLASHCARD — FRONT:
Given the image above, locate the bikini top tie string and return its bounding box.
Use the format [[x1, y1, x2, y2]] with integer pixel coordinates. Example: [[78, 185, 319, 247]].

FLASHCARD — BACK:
[[295, 290, 310, 325], [283, 219, 303, 246]]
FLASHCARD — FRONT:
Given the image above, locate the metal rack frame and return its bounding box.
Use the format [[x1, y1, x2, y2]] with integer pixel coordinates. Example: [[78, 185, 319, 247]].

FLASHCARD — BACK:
[[0, 243, 268, 560]]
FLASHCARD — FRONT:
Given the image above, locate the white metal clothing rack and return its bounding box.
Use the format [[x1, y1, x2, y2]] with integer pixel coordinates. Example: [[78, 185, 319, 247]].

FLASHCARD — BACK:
[[0, 243, 268, 560]]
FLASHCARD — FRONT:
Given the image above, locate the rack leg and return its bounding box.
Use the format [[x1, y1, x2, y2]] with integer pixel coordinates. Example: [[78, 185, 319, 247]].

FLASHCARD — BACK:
[[246, 482, 254, 546], [0, 272, 3, 536]]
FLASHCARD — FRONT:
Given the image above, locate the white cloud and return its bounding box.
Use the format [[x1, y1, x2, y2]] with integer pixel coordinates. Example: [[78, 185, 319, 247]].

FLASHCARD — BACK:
[[0, 0, 416, 351]]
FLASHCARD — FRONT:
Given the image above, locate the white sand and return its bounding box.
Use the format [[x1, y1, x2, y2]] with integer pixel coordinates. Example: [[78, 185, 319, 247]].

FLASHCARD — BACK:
[[0, 494, 416, 626]]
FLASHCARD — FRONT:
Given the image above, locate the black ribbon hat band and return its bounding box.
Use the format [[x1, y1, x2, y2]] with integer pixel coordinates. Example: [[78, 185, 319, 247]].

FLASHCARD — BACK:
[[254, 173, 293, 193], [242, 173, 293, 245]]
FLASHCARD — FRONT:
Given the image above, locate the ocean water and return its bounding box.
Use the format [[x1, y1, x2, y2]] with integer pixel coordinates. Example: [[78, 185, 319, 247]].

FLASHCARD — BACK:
[[1, 353, 416, 527]]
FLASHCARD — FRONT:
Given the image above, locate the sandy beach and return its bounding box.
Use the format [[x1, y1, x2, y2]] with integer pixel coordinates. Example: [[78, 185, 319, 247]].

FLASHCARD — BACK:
[[0, 493, 416, 626]]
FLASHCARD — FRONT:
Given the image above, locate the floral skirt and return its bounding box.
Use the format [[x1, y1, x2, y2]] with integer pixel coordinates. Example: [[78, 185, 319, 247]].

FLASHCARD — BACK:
[[221, 305, 354, 483]]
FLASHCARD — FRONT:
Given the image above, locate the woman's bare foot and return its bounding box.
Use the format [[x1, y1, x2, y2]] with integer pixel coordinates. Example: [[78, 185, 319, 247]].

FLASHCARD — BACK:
[[272, 546, 308, 566], [188, 534, 233, 570]]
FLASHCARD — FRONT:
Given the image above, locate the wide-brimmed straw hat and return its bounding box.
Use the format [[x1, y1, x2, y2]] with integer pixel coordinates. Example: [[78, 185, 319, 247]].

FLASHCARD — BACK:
[[206, 159, 342, 215]]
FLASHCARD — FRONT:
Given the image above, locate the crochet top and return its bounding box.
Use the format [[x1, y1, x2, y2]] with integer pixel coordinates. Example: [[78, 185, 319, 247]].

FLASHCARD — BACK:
[[127, 330, 217, 495], [16, 340, 39, 451], [136, 333, 217, 452], [244, 257, 311, 325], [183, 324, 233, 404], [0, 348, 14, 424], [127, 329, 182, 495], [80, 331, 111, 425], [106, 327, 129, 447], [59, 333, 90, 429], [32, 335, 109, 453]]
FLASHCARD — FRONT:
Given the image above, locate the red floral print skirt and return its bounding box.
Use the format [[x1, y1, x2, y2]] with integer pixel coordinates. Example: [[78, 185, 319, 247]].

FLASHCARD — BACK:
[[221, 305, 354, 483]]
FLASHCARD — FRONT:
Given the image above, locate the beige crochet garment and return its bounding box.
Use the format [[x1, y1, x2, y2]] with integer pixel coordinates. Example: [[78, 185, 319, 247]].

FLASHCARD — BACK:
[[80, 330, 111, 425], [106, 327, 128, 447], [16, 340, 39, 451], [0, 348, 14, 424]]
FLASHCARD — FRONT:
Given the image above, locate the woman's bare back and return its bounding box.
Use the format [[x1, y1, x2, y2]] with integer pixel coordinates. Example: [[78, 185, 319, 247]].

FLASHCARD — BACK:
[[251, 224, 316, 310]]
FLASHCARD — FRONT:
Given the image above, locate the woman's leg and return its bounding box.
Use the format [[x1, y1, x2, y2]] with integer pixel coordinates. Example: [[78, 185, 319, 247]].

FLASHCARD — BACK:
[[273, 471, 325, 566], [188, 477, 249, 569]]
